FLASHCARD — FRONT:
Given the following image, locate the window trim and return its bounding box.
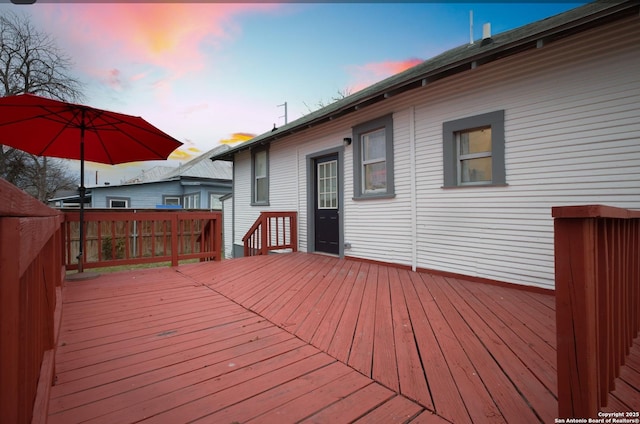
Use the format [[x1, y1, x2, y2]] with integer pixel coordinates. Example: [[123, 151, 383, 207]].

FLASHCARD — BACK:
[[163, 195, 181, 206], [182, 192, 200, 209], [107, 197, 130, 208], [352, 114, 395, 199], [251, 146, 270, 206], [442, 110, 506, 188]]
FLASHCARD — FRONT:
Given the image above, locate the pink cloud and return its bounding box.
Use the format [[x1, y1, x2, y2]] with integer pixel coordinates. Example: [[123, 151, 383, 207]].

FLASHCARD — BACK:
[[33, 4, 278, 92], [348, 58, 423, 92]]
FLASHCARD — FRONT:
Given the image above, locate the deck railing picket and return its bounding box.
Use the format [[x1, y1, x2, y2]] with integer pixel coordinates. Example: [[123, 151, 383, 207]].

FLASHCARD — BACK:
[[62, 210, 222, 269], [553, 204, 640, 418], [242, 211, 298, 256]]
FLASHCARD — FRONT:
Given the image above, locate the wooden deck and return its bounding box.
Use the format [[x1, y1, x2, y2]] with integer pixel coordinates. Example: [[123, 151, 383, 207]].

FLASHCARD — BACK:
[[48, 253, 640, 423]]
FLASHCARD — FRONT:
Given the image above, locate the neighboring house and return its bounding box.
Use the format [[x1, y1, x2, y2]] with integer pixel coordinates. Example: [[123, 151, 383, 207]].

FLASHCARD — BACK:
[[51, 145, 232, 210], [211, 0, 640, 290]]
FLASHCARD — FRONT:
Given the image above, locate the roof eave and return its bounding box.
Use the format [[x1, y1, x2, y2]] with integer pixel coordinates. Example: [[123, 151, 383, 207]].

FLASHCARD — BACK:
[[210, 0, 639, 162]]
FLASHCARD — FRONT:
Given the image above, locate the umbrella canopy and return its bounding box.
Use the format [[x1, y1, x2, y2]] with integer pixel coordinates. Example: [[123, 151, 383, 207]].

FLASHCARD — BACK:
[[0, 93, 182, 164], [0, 93, 183, 274]]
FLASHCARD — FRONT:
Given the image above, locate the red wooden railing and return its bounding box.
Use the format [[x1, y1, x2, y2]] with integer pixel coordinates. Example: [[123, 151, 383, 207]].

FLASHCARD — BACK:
[[553, 205, 640, 418], [63, 210, 222, 270], [243, 211, 298, 256], [0, 179, 64, 424]]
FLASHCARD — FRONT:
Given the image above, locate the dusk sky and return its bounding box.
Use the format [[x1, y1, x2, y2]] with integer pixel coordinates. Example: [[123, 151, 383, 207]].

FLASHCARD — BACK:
[[1, 1, 587, 184]]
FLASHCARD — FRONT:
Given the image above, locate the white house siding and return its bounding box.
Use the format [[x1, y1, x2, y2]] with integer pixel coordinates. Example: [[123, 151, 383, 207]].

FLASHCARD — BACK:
[[411, 16, 640, 289], [233, 15, 640, 290]]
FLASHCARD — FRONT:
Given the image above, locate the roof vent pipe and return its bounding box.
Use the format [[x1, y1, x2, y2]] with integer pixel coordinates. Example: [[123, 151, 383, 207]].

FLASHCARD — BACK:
[[481, 23, 492, 46]]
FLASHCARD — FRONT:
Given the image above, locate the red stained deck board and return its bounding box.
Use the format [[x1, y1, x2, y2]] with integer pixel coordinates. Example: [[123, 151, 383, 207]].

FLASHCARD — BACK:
[[243, 367, 374, 423], [126, 353, 337, 424], [441, 277, 558, 423], [372, 265, 400, 391], [389, 268, 433, 410], [354, 394, 424, 424], [410, 272, 505, 423], [269, 256, 336, 328], [191, 361, 354, 423], [445, 276, 558, 397], [51, 342, 319, 424], [301, 382, 397, 423], [455, 276, 557, 371], [425, 274, 544, 423], [327, 262, 369, 363], [474, 281, 556, 348], [293, 259, 355, 341], [240, 253, 321, 314], [277, 257, 344, 330], [347, 263, 379, 377], [50, 325, 292, 404], [48, 254, 566, 424], [400, 271, 470, 423], [310, 260, 362, 352], [57, 299, 242, 352], [56, 311, 261, 373], [54, 312, 264, 375], [251, 255, 328, 318]]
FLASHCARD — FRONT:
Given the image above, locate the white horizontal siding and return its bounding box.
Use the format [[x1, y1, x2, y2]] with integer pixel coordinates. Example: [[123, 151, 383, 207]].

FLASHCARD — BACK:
[[412, 15, 640, 289], [231, 15, 640, 289]]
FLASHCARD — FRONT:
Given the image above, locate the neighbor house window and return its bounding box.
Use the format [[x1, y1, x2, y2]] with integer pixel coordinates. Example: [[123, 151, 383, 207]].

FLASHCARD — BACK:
[[108, 197, 129, 208], [252, 147, 269, 205], [353, 114, 394, 199], [183, 193, 200, 209], [442, 110, 505, 187], [163, 196, 181, 206], [209, 193, 223, 210]]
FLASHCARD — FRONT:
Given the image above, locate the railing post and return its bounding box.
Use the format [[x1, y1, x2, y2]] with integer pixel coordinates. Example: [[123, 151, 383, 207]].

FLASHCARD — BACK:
[[554, 216, 599, 418], [214, 215, 222, 261], [260, 214, 268, 255], [171, 213, 179, 267], [291, 212, 298, 252]]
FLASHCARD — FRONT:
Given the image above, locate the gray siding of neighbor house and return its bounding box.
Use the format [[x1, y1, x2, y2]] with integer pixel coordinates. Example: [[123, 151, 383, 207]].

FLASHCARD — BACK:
[[91, 181, 182, 209], [231, 14, 640, 290], [91, 180, 230, 209]]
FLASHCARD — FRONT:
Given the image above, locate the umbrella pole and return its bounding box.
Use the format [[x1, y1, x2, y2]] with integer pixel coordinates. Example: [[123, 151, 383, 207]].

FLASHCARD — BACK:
[[78, 127, 85, 273]]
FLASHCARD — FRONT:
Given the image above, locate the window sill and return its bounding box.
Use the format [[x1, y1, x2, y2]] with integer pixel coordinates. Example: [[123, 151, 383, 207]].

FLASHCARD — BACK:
[[441, 183, 509, 189], [352, 193, 396, 201], [251, 201, 270, 206]]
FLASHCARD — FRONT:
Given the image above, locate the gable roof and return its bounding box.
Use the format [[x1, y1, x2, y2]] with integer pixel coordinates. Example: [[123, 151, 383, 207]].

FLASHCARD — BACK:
[[210, 0, 638, 162], [120, 144, 232, 186], [161, 144, 232, 180]]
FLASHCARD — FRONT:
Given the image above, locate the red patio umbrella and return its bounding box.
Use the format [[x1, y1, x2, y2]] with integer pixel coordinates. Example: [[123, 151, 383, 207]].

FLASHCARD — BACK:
[[0, 93, 183, 274]]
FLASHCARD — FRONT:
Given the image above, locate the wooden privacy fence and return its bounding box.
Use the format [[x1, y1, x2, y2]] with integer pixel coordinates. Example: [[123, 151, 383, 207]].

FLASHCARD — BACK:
[[243, 211, 298, 256], [553, 205, 640, 418], [0, 179, 64, 424], [63, 210, 222, 270]]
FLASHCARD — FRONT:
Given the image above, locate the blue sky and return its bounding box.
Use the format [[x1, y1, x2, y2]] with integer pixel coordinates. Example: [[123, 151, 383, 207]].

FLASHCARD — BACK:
[[0, 1, 588, 184]]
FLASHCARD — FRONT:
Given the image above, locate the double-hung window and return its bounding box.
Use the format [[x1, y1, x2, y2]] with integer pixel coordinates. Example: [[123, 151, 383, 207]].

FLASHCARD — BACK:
[[352, 114, 394, 199], [183, 193, 200, 209], [252, 147, 269, 205], [443, 110, 505, 187]]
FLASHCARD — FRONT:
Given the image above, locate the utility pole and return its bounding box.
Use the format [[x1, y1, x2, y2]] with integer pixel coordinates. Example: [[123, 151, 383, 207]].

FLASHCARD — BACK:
[[277, 102, 288, 125]]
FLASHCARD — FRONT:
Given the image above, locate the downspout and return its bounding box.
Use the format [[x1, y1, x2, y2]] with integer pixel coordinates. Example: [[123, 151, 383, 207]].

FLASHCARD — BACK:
[[409, 106, 417, 272], [231, 156, 236, 257]]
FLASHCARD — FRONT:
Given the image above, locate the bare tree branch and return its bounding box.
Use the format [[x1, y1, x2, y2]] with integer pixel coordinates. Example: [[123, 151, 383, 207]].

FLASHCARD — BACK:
[[0, 11, 84, 201]]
